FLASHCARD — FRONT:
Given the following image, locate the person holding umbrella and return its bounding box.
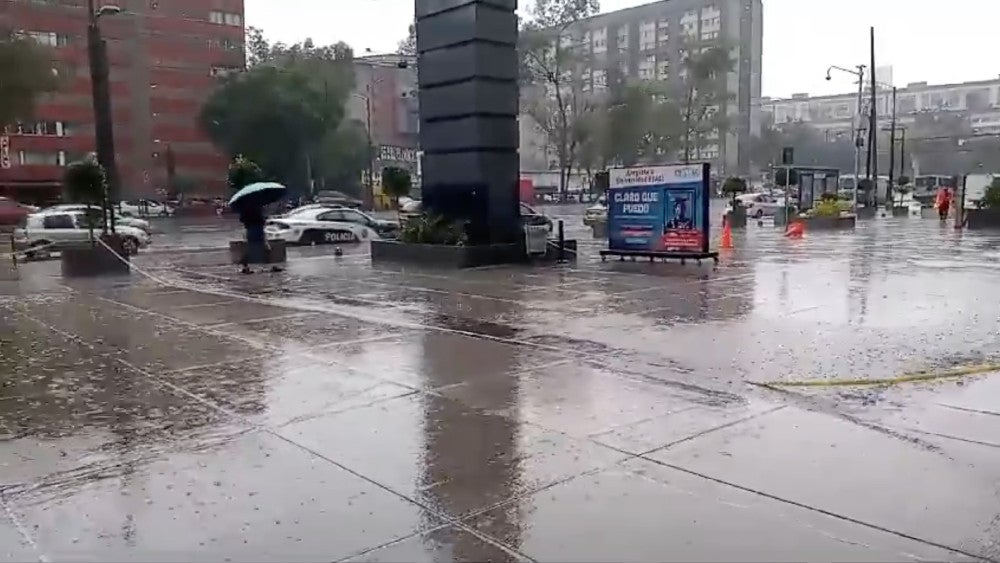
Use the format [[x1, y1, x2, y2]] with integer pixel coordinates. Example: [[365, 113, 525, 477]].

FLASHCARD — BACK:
[[229, 181, 286, 274]]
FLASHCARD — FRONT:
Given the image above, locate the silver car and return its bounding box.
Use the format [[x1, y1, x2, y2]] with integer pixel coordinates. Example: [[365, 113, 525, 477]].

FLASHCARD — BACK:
[[41, 204, 153, 233], [15, 210, 151, 258]]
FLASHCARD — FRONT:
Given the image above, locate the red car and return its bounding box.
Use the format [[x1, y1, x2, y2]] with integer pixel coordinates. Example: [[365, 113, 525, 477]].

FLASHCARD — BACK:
[[0, 198, 36, 227]]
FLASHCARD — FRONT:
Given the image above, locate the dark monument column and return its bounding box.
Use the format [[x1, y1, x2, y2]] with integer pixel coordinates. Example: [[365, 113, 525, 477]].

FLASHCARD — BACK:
[[415, 0, 521, 246]]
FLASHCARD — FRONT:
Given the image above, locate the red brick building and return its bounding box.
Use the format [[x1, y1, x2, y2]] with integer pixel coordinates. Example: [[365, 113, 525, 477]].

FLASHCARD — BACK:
[[0, 0, 245, 203]]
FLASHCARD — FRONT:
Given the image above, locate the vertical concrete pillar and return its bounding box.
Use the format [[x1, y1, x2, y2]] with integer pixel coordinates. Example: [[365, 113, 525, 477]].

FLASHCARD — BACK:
[[415, 0, 521, 246]]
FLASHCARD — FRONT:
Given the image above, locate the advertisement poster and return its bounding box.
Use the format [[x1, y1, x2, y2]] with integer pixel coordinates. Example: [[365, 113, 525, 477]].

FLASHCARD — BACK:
[[607, 164, 710, 254]]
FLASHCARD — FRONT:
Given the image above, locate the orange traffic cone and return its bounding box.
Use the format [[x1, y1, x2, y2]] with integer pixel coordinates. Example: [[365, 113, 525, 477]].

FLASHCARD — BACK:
[[784, 220, 805, 238], [720, 215, 734, 250]]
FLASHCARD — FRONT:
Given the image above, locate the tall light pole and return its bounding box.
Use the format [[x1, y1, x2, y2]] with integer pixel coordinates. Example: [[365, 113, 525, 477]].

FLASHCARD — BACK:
[[351, 90, 375, 209], [826, 63, 866, 212], [87, 0, 121, 231]]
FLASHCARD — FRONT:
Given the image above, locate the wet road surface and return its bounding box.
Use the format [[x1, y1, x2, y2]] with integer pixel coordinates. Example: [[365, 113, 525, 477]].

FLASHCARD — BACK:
[[1, 211, 1000, 561]]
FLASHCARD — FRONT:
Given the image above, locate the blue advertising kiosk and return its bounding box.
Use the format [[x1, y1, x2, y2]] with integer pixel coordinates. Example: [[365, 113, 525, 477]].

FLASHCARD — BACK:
[[599, 163, 719, 265]]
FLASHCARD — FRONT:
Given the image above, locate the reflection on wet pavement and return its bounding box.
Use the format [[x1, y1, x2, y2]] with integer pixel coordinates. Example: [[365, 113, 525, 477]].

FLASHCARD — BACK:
[[1, 214, 1000, 560]]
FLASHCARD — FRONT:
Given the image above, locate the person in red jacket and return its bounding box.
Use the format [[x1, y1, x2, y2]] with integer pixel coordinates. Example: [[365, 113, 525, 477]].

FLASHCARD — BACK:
[[935, 187, 953, 221]]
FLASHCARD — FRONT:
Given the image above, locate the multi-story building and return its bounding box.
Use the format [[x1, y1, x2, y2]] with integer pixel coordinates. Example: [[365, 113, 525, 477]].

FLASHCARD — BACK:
[[0, 0, 245, 202], [762, 76, 1000, 137], [348, 54, 420, 183], [520, 0, 764, 175]]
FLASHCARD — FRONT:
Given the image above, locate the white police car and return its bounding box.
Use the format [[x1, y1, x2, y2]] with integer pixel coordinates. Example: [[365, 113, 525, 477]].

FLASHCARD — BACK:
[[265, 207, 399, 245]]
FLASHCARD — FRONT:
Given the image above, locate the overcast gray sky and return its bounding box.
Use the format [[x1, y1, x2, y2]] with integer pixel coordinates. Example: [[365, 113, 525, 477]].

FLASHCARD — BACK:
[[245, 0, 1000, 99]]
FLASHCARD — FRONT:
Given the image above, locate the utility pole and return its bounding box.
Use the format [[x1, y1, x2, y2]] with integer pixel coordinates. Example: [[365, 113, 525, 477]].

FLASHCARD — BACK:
[[853, 65, 865, 212], [888, 87, 897, 207], [365, 83, 376, 211], [87, 0, 120, 232], [869, 26, 878, 206], [899, 127, 906, 180]]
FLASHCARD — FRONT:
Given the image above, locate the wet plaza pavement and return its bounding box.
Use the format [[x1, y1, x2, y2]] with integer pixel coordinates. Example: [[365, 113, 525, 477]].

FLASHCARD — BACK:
[[2, 211, 1000, 561]]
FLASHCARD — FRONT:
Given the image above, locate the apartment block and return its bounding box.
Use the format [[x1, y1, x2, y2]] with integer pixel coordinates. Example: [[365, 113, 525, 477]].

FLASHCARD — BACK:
[[0, 0, 245, 202], [763, 76, 1000, 137], [521, 0, 763, 175]]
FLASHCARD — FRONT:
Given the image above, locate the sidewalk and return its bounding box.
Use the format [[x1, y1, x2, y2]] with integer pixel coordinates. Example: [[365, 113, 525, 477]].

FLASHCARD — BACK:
[[1, 216, 999, 561]]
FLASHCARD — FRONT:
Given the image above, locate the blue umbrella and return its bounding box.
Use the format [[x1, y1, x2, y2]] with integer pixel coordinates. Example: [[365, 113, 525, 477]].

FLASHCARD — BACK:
[[229, 182, 286, 211]]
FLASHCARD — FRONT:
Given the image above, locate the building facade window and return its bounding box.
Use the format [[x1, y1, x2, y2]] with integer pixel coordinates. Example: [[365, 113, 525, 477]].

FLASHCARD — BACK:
[[593, 69, 607, 91], [209, 11, 242, 26], [616, 26, 629, 52], [18, 150, 66, 166], [638, 55, 655, 80], [22, 30, 70, 47], [657, 60, 670, 81], [8, 121, 72, 137], [592, 27, 607, 54], [657, 19, 670, 46], [639, 21, 656, 51]]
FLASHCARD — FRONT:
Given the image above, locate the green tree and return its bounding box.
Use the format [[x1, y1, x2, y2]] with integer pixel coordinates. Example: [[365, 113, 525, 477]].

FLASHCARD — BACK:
[[0, 31, 60, 126], [63, 158, 107, 237], [312, 122, 369, 197], [227, 155, 264, 192], [600, 82, 683, 167], [520, 0, 601, 200], [721, 176, 748, 207], [381, 166, 412, 210], [203, 31, 354, 197], [679, 45, 734, 164], [398, 24, 416, 56]]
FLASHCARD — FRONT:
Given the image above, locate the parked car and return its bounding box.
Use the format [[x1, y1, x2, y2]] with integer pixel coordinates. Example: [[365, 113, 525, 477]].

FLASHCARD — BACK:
[[274, 203, 348, 218], [265, 207, 399, 245], [314, 190, 363, 209], [401, 201, 553, 231], [119, 200, 175, 217], [730, 193, 781, 218], [41, 204, 152, 233], [0, 198, 37, 227], [15, 210, 152, 258], [583, 196, 607, 226]]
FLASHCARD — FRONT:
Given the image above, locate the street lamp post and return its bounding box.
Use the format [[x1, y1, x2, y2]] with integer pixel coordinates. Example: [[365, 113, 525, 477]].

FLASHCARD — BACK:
[[826, 64, 866, 212], [86, 0, 121, 232], [887, 87, 897, 207], [351, 90, 375, 210]]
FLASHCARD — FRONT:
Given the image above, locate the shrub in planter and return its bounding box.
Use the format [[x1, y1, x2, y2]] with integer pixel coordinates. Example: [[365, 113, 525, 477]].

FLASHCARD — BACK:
[[228, 155, 264, 192], [400, 214, 468, 246], [722, 177, 749, 227], [381, 166, 412, 211], [63, 157, 109, 237]]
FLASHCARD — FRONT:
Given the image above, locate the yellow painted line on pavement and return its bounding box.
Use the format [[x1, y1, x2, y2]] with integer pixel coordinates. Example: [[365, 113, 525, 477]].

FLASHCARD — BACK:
[[756, 362, 1000, 389]]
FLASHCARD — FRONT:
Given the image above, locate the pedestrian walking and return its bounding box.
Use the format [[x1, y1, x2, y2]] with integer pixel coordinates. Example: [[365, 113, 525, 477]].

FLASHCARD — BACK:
[[935, 186, 952, 221], [239, 205, 266, 274]]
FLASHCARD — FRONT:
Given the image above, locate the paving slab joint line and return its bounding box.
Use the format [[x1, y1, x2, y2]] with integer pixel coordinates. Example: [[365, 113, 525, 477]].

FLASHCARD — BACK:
[[1, 492, 48, 563], [10, 304, 533, 561], [753, 362, 1000, 389], [637, 457, 998, 563]]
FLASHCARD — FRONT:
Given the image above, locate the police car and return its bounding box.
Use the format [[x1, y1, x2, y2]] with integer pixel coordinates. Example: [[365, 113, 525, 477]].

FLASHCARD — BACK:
[[264, 207, 399, 245]]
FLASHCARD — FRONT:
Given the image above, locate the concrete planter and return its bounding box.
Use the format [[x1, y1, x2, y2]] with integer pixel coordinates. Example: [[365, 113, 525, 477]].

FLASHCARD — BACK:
[[371, 240, 525, 268], [229, 240, 287, 265], [590, 221, 608, 239], [920, 207, 941, 219], [727, 206, 748, 228], [965, 209, 1000, 230], [890, 206, 909, 217], [61, 235, 130, 278], [772, 208, 798, 227], [802, 216, 857, 230], [855, 207, 878, 220]]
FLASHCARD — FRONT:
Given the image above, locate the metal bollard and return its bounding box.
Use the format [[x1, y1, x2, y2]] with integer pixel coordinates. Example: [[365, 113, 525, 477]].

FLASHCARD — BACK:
[[557, 220, 566, 263]]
